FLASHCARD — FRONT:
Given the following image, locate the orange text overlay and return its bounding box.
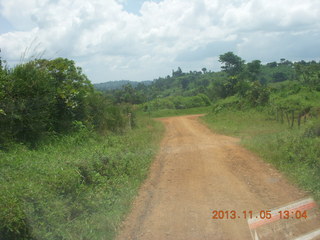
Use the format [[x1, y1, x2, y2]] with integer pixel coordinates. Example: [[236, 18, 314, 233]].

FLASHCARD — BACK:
[[212, 210, 309, 220]]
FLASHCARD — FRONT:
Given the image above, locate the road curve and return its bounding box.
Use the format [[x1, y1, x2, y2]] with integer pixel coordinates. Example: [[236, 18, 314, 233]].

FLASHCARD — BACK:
[[116, 115, 318, 240]]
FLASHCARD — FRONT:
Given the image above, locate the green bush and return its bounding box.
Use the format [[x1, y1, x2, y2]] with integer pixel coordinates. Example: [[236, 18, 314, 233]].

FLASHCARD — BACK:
[[211, 95, 242, 113], [0, 58, 127, 147], [0, 62, 56, 146], [304, 119, 320, 138], [0, 115, 163, 239], [270, 89, 320, 127]]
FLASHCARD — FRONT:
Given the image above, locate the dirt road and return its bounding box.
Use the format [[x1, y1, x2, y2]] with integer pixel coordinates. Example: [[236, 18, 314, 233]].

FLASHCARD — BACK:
[[117, 115, 319, 240]]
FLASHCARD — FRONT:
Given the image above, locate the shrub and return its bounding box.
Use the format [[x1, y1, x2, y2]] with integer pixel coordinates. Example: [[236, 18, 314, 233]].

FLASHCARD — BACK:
[[0, 58, 128, 147]]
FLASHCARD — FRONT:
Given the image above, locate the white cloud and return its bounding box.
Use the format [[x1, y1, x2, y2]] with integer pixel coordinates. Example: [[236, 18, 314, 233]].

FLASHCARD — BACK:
[[0, 0, 319, 82]]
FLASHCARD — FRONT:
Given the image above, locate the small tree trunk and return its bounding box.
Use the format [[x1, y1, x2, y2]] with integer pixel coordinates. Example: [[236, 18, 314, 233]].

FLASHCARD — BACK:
[[285, 112, 290, 126], [291, 110, 295, 128], [298, 113, 301, 128]]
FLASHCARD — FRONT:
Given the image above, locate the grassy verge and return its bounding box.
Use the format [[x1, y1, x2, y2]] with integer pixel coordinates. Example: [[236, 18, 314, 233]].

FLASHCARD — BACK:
[[140, 106, 211, 118], [0, 115, 164, 240], [201, 109, 320, 202]]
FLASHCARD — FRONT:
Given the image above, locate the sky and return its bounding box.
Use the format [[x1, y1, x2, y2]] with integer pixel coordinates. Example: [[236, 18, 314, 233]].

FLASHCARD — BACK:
[[0, 0, 319, 83]]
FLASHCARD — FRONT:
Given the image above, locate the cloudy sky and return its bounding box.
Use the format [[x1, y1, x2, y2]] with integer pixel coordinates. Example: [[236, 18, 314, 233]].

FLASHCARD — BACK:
[[0, 0, 319, 83]]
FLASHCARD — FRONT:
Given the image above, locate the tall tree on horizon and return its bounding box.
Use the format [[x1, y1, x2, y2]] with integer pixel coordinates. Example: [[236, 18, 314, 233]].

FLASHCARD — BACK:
[[219, 52, 245, 76]]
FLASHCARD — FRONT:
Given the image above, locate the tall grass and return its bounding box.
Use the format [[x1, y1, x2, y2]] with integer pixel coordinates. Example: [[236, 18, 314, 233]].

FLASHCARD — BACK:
[[0, 115, 164, 240]]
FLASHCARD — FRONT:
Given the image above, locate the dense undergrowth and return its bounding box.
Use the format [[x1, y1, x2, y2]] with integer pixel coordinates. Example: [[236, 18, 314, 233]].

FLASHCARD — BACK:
[[0, 58, 127, 148], [0, 56, 165, 240], [0, 115, 164, 240]]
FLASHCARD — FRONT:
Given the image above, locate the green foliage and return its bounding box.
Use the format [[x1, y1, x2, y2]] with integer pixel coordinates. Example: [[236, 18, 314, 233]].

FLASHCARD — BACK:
[[211, 82, 270, 113], [304, 119, 320, 137], [0, 58, 127, 147], [86, 92, 126, 133], [219, 52, 245, 76], [247, 60, 261, 76], [36, 58, 93, 133], [143, 94, 211, 112], [270, 89, 320, 127], [294, 61, 320, 90], [261, 63, 295, 83], [0, 66, 11, 146], [94, 80, 152, 91], [221, 76, 239, 97], [242, 81, 270, 106], [172, 67, 184, 77], [112, 84, 147, 104], [211, 95, 242, 113], [0, 115, 164, 239], [0, 61, 56, 145], [96, 53, 317, 112]]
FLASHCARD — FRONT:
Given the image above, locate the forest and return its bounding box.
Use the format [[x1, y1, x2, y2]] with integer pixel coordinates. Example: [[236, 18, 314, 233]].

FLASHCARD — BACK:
[[103, 52, 320, 129], [0, 51, 319, 239]]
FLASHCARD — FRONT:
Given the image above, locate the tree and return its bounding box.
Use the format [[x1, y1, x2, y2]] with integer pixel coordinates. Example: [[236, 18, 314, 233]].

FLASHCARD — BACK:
[[219, 52, 245, 76], [0, 61, 56, 145], [199, 78, 210, 87], [272, 72, 287, 82], [294, 61, 320, 90], [172, 67, 183, 77], [245, 60, 262, 81], [279, 58, 292, 66], [247, 60, 261, 75], [202, 67, 207, 74], [0, 57, 129, 146], [0, 62, 10, 145], [221, 76, 239, 97], [181, 78, 190, 90], [267, 62, 277, 68], [244, 81, 270, 106], [35, 58, 93, 133]]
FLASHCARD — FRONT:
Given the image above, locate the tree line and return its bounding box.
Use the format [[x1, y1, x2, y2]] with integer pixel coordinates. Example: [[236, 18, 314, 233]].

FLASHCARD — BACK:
[[215, 52, 320, 128], [102, 52, 320, 125]]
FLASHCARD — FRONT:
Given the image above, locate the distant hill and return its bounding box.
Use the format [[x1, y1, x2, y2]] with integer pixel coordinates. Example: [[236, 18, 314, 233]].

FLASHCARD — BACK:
[[94, 80, 152, 91]]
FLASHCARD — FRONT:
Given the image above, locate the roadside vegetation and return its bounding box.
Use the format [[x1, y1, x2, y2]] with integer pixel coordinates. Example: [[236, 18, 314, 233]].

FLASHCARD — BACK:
[[1, 50, 319, 239], [0, 58, 127, 148], [202, 110, 320, 201], [199, 53, 320, 201], [0, 56, 163, 239], [101, 52, 320, 203], [0, 115, 163, 239]]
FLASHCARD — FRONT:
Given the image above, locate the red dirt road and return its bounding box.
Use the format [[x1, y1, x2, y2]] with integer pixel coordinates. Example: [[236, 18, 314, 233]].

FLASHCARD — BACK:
[[116, 115, 319, 240]]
